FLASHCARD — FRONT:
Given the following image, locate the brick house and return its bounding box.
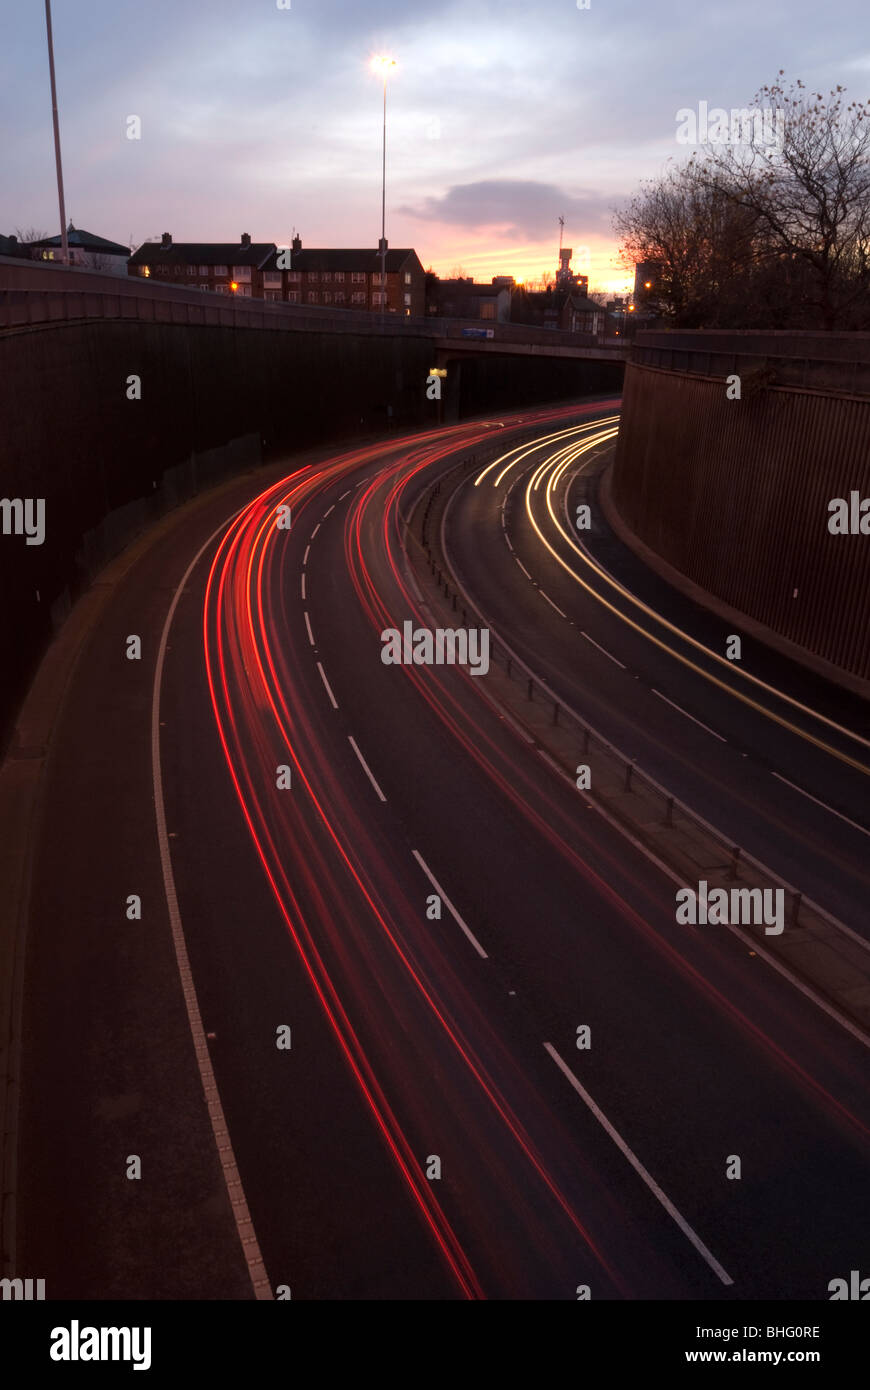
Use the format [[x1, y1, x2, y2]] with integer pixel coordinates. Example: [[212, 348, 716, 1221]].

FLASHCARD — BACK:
[[127, 233, 275, 296], [258, 237, 426, 315]]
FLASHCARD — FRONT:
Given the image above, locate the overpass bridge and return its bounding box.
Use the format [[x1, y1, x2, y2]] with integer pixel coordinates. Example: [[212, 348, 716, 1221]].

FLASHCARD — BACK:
[[0, 256, 626, 364]]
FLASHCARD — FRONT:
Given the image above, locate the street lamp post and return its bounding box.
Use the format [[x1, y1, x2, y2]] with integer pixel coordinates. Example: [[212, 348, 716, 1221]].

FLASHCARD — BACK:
[[44, 0, 69, 267], [371, 56, 397, 325]]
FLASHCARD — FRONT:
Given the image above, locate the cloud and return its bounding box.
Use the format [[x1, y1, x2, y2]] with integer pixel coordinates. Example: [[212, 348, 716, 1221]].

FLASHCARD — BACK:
[[398, 180, 613, 241]]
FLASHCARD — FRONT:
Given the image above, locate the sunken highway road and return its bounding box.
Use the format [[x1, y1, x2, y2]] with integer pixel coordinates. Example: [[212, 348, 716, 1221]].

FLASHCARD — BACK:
[[12, 400, 870, 1300]]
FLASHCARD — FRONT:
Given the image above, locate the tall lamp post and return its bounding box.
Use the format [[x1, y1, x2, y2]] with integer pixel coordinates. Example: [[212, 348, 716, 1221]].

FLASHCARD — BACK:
[[44, 0, 69, 267], [371, 56, 397, 324]]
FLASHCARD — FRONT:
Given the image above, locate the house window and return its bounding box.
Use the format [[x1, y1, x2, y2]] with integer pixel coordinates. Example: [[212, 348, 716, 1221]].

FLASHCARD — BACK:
[[372, 291, 385, 305], [308, 272, 319, 282], [265, 290, 282, 302], [232, 266, 251, 281], [404, 272, 412, 285], [237, 285, 252, 297], [212, 264, 228, 276], [322, 292, 333, 303], [481, 302, 495, 319], [186, 265, 196, 274], [351, 292, 366, 304], [351, 272, 366, 283], [139, 265, 151, 277], [322, 272, 332, 283], [307, 292, 319, 303], [199, 265, 210, 276], [263, 271, 282, 287], [287, 271, 300, 282], [335, 292, 346, 304], [287, 291, 300, 303], [200, 282, 209, 290], [404, 293, 412, 306], [334, 272, 345, 283]]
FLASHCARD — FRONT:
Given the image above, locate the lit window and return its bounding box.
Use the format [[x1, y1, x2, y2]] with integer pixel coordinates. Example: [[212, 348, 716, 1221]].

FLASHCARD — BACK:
[[140, 265, 151, 277], [404, 272, 411, 285]]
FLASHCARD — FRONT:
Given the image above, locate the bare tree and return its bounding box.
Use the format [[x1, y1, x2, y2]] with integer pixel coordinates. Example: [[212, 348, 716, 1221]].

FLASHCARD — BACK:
[[694, 74, 870, 328], [614, 161, 761, 326], [14, 227, 50, 246]]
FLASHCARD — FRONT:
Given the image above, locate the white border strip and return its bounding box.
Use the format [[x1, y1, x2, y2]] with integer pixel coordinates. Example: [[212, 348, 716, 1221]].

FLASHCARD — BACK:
[[152, 512, 272, 1300]]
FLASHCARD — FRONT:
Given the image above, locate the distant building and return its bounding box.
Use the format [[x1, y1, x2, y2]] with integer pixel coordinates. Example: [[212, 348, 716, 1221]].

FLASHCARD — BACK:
[[429, 277, 511, 322], [0, 234, 29, 261], [127, 232, 275, 296], [258, 237, 426, 315], [511, 287, 604, 338], [554, 246, 589, 296], [26, 222, 131, 275]]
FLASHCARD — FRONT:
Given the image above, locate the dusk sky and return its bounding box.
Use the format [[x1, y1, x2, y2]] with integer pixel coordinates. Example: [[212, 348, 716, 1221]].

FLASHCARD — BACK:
[[3, 0, 867, 292]]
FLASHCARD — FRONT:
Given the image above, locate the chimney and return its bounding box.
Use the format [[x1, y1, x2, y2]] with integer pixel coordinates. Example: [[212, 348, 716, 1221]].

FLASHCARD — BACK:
[[161, 232, 172, 248], [292, 234, 302, 255], [241, 232, 251, 248]]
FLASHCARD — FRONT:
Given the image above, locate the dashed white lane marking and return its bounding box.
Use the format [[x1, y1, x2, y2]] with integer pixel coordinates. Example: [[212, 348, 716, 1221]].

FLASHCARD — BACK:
[[303, 544, 310, 566], [316, 661, 338, 709], [505, 535, 514, 552], [515, 558, 534, 582], [301, 573, 306, 601], [652, 689, 727, 743], [540, 591, 567, 619], [580, 630, 626, 670], [304, 611, 315, 647], [339, 490, 352, 500], [544, 1043, 733, 1287], [323, 504, 335, 518], [311, 523, 321, 538], [412, 851, 489, 959], [348, 736, 387, 801], [152, 512, 272, 1300], [771, 771, 870, 838]]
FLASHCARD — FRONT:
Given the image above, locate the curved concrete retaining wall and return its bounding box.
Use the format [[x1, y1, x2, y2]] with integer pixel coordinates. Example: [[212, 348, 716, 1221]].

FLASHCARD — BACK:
[[610, 332, 870, 687]]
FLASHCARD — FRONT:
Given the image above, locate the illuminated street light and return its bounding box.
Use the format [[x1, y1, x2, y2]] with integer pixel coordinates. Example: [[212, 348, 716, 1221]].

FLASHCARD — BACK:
[[371, 55, 397, 324]]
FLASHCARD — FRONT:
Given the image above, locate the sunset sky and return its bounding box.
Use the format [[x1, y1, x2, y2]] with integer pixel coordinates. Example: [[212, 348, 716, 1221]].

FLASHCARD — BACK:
[[2, 0, 866, 294]]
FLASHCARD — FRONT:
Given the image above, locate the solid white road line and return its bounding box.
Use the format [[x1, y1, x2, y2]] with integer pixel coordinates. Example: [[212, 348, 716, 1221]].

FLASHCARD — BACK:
[[580, 630, 626, 669], [771, 771, 870, 838], [152, 510, 272, 1300], [412, 850, 489, 959], [348, 735, 387, 801], [652, 688, 727, 743], [304, 611, 315, 647], [544, 1043, 733, 1286], [316, 661, 338, 709]]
